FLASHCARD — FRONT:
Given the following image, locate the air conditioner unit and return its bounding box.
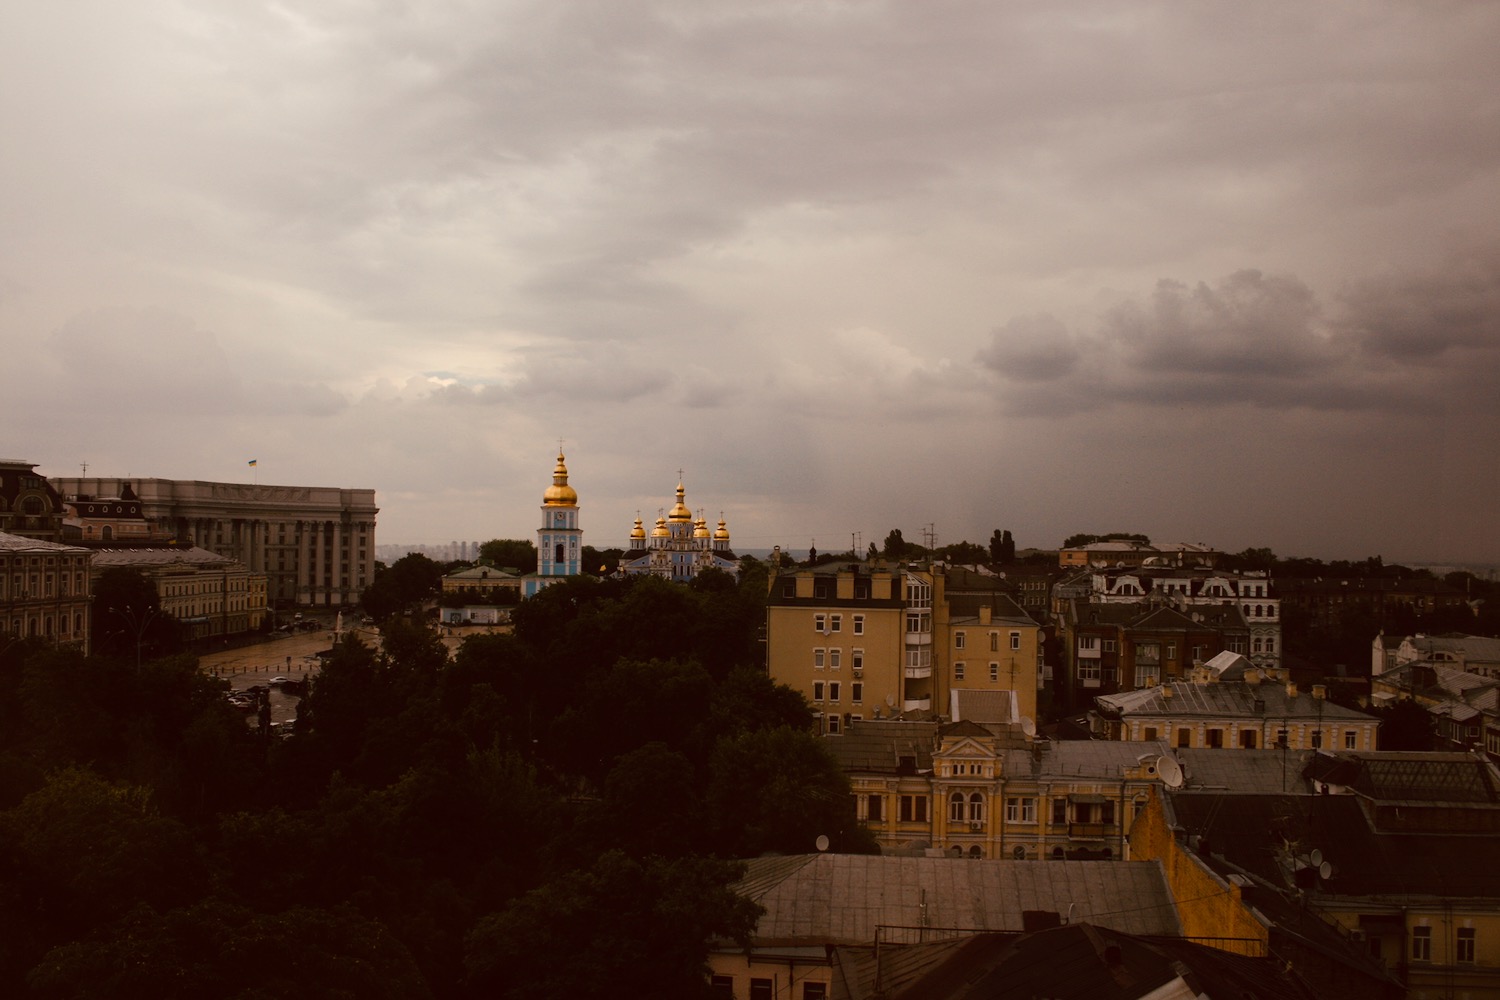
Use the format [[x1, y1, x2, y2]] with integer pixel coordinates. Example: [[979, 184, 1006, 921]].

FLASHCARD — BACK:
[[853, 669, 863, 679], [969, 821, 983, 832]]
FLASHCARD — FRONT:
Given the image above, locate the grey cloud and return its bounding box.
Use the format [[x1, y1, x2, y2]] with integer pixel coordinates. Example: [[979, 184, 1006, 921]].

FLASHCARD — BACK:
[[1338, 249, 1500, 362], [977, 314, 1082, 382]]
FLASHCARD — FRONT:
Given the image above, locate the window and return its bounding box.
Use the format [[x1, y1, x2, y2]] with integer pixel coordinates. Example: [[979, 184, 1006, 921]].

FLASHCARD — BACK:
[[955, 631, 966, 650], [751, 978, 774, 1000], [1275, 728, 1288, 748], [1143, 726, 1158, 742], [1240, 730, 1257, 749], [900, 795, 928, 822], [831, 614, 842, 633], [867, 794, 883, 821], [969, 793, 985, 823], [1100, 800, 1115, 826], [710, 975, 734, 1000], [813, 681, 824, 701], [1079, 636, 1098, 651], [990, 662, 999, 682], [829, 682, 840, 701], [949, 792, 966, 822], [814, 614, 826, 632], [814, 648, 825, 669], [803, 984, 828, 1000], [954, 661, 965, 680], [1311, 730, 1323, 749], [852, 649, 864, 670], [1165, 644, 1176, 660], [851, 682, 863, 703], [1102, 639, 1116, 653], [1177, 728, 1192, 748], [1412, 926, 1432, 962], [826, 713, 841, 734], [1457, 927, 1476, 963], [1052, 798, 1067, 824], [1344, 730, 1357, 749], [853, 614, 864, 635], [1005, 797, 1036, 823], [829, 648, 841, 669], [907, 610, 930, 633], [1011, 632, 1022, 650], [990, 632, 999, 652], [1207, 728, 1223, 748]]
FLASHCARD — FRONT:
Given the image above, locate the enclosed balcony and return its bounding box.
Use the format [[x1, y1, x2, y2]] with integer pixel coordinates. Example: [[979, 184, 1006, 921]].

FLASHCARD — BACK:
[[903, 696, 931, 712]]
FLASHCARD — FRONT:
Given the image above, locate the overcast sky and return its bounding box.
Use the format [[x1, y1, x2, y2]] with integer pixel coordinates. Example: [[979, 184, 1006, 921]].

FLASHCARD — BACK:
[[4, 2, 1498, 564]]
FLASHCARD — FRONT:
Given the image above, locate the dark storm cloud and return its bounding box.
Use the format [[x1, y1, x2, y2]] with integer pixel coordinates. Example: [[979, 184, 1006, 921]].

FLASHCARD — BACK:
[[980, 259, 1500, 416], [1338, 249, 1500, 362]]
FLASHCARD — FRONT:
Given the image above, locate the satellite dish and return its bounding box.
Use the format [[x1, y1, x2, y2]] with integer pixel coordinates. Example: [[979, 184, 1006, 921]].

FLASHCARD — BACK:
[[1309, 848, 1323, 867], [1020, 717, 1037, 738], [886, 694, 896, 708], [1157, 756, 1184, 788], [1319, 861, 1333, 880], [815, 835, 830, 852]]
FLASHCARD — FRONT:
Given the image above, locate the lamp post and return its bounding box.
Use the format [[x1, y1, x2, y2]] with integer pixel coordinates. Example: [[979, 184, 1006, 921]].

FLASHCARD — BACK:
[[108, 604, 161, 671]]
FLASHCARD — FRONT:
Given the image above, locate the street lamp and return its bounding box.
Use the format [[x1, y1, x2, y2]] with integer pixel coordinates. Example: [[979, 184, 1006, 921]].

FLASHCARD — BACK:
[[108, 604, 162, 671]]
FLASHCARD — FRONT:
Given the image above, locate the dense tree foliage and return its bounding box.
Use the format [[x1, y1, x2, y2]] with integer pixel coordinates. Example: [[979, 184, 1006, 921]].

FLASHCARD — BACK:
[[360, 552, 446, 622], [478, 539, 537, 574], [0, 569, 850, 997]]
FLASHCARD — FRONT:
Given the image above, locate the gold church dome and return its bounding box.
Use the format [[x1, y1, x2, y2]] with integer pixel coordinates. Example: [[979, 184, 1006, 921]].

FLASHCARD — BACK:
[[630, 517, 646, 541], [652, 516, 670, 538], [543, 451, 578, 506], [694, 516, 710, 539], [714, 517, 730, 541], [668, 481, 692, 521]]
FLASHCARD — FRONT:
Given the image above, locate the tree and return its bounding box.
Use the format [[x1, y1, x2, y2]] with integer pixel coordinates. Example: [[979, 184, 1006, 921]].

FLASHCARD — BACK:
[[1374, 699, 1436, 751], [883, 529, 906, 559], [464, 851, 759, 1000], [92, 568, 179, 665], [360, 552, 445, 622], [581, 545, 622, 576], [479, 539, 537, 574], [705, 726, 877, 857]]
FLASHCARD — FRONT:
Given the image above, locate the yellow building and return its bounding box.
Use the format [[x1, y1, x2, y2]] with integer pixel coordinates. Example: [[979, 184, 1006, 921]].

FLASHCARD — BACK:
[[1134, 750, 1500, 998], [832, 719, 1170, 860], [766, 561, 1042, 734], [0, 530, 92, 651], [764, 561, 905, 734], [1091, 661, 1379, 752], [441, 565, 522, 604], [91, 546, 267, 639]]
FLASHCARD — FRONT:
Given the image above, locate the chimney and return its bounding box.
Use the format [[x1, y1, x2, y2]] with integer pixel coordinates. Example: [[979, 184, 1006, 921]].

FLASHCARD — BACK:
[[1312, 684, 1327, 700], [1286, 680, 1298, 698], [980, 604, 992, 625], [1160, 684, 1173, 699], [1245, 669, 1262, 686]]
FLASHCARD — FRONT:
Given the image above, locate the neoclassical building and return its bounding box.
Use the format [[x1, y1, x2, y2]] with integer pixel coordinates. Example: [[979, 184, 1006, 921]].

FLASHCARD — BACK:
[[0, 530, 92, 651], [52, 475, 377, 609], [521, 451, 582, 598], [616, 480, 738, 583]]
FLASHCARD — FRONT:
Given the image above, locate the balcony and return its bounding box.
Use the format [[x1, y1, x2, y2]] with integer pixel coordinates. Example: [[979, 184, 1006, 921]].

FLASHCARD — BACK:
[[903, 696, 931, 712], [1068, 822, 1114, 839], [904, 665, 932, 679], [905, 631, 931, 646]]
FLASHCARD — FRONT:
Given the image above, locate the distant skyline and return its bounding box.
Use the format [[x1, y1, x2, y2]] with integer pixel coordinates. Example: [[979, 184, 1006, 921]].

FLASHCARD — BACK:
[[4, 4, 1497, 564]]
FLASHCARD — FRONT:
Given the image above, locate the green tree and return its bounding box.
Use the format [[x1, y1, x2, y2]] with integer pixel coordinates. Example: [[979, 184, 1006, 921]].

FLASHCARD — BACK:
[[1375, 699, 1437, 751], [705, 726, 876, 856], [479, 539, 538, 574], [464, 851, 759, 1000], [92, 567, 179, 665]]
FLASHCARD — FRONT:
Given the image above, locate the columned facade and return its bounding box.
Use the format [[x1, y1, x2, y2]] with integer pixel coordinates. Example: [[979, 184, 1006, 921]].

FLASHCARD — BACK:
[[52, 477, 377, 609]]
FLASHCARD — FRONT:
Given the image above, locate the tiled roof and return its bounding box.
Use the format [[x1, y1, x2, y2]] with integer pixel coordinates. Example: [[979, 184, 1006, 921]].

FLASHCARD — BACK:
[[732, 854, 1181, 944], [1176, 748, 1315, 794], [827, 721, 940, 773], [1002, 740, 1170, 781], [1095, 680, 1377, 724], [89, 545, 233, 568], [0, 531, 88, 554]]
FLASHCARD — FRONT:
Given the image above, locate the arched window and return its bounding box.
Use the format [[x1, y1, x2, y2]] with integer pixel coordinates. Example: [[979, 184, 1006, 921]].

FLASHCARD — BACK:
[[1051, 846, 1066, 860], [948, 792, 965, 823], [1012, 845, 1026, 860], [968, 845, 982, 858], [968, 793, 985, 823], [554, 543, 564, 564]]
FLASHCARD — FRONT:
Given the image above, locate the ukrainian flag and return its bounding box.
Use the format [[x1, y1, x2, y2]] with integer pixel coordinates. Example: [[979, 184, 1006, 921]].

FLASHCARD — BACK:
[[248, 459, 257, 467]]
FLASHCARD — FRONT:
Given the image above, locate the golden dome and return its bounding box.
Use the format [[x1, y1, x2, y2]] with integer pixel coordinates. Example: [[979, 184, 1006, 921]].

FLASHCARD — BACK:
[[714, 517, 730, 541], [693, 516, 710, 539], [668, 481, 692, 521], [542, 451, 578, 506], [630, 517, 646, 541], [651, 516, 669, 538]]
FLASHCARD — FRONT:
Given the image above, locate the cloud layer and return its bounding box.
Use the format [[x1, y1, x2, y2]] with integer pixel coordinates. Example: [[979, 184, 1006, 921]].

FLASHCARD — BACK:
[[2, 2, 1498, 563]]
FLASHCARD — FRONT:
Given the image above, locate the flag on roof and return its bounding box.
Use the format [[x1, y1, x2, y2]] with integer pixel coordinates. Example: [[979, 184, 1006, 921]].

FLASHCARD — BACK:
[[248, 459, 257, 466]]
